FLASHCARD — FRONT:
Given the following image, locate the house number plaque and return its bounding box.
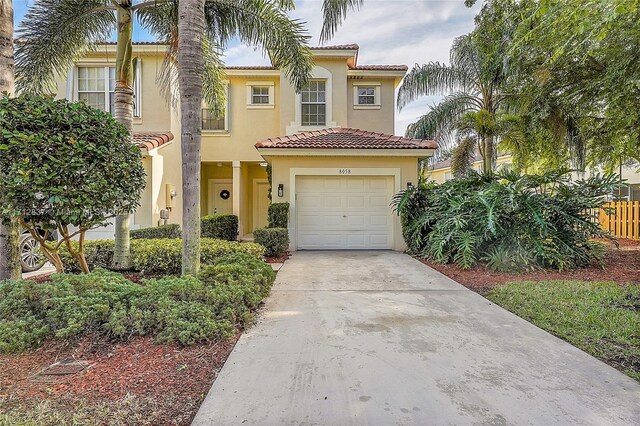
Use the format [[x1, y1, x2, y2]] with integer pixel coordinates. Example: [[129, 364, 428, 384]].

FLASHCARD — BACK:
[[339, 169, 352, 175]]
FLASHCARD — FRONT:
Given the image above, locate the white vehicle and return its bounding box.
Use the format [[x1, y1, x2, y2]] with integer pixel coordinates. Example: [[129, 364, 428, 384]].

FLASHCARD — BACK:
[[20, 230, 52, 273]]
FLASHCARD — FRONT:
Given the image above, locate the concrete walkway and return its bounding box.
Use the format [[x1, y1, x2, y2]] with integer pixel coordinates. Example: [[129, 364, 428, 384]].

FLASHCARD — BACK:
[[192, 251, 640, 425]]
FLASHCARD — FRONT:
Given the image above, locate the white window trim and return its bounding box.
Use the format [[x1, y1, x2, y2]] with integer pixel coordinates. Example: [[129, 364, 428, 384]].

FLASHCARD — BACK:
[[72, 63, 142, 117], [202, 84, 230, 135], [353, 82, 381, 110], [287, 66, 336, 134], [246, 81, 275, 109]]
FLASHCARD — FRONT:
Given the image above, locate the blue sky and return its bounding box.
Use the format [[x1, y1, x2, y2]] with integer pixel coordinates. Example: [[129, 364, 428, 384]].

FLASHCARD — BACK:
[[12, 0, 480, 135]]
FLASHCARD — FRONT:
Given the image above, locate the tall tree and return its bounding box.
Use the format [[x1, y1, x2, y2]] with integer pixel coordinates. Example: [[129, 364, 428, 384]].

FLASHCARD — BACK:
[[16, 0, 313, 275], [178, 0, 205, 276], [398, 33, 509, 172], [0, 0, 20, 281]]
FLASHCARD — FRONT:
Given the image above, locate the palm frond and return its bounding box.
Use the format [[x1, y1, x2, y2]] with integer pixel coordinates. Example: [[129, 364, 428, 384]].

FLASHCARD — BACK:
[[15, 0, 115, 94], [319, 0, 363, 43], [451, 136, 477, 178], [397, 62, 477, 110], [204, 0, 312, 91], [404, 92, 479, 149]]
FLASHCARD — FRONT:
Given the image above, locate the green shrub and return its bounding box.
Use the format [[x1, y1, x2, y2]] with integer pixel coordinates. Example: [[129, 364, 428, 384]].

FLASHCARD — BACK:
[[130, 224, 181, 240], [0, 257, 274, 352], [59, 240, 115, 273], [59, 238, 264, 274], [393, 169, 620, 271], [253, 228, 289, 257], [267, 202, 290, 228], [201, 214, 238, 241], [130, 238, 264, 274]]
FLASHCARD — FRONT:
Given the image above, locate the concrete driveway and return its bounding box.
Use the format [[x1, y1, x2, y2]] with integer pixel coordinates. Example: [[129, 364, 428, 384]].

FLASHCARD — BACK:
[[192, 251, 640, 425]]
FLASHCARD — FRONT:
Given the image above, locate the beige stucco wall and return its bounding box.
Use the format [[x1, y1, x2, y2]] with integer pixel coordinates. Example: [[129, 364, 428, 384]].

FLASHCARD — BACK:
[[53, 49, 172, 133], [428, 155, 513, 184], [347, 78, 396, 134], [267, 155, 420, 251]]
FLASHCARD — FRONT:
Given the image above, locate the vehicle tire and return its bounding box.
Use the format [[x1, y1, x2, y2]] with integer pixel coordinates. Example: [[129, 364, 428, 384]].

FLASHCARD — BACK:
[[20, 234, 47, 273]]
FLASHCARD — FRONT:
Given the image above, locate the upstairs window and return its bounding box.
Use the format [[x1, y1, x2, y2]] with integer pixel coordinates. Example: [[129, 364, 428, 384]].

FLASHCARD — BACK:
[[251, 87, 270, 104], [202, 108, 227, 131], [357, 87, 375, 104], [76, 66, 140, 117], [353, 83, 380, 109], [301, 80, 326, 126]]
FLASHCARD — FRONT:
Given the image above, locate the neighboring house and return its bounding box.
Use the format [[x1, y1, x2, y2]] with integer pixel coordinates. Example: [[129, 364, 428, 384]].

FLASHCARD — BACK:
[[52, 42, 436, 251], [427, 153, 640, 200]]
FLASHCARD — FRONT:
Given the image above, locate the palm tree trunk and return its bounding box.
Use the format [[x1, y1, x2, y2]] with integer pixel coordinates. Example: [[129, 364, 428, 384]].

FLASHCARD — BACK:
[[483, 134, 495, 172], [111, 0, 135, 271], [178, 0, 205, 276], [0, 0, 21, 281]]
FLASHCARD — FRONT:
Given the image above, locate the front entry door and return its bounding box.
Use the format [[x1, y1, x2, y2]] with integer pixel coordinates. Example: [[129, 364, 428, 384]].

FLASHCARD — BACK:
[[209, 180, 233, 215]]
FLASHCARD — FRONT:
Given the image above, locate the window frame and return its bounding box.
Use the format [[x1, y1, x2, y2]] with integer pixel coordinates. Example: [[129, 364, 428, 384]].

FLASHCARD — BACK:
[[202, 84, 230, 134], [74, 64, 141, 118], [246, 81, 275, 109], [301, 80, 327, 126], [353, 82, 381, 109]]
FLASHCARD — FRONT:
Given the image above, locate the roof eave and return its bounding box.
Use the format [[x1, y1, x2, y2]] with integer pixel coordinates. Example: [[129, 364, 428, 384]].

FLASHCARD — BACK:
[[256, 147, 435, 158]]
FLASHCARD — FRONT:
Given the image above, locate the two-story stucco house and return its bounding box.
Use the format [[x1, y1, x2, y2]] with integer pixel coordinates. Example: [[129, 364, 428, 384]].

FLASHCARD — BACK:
[[53, 42, 437, 251]]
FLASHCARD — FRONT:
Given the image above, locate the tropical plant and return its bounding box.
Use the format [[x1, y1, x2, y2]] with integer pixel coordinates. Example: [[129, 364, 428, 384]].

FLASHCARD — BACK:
[[178, 0, 205, 276], [398, 29, 511, 173], [0, 0, 20, 281], [15, 0, 313, 276], [393, 169, 620, 271], [0, 95, 146, 273]]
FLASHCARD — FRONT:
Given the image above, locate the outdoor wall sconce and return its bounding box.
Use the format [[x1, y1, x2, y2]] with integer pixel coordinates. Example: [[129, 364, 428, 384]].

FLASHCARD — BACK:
[[277, 184, 284, 198], [407, 182, 413, 188]]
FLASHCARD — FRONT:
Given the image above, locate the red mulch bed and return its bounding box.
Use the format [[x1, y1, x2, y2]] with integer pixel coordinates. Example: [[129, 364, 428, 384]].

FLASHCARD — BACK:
[[422, 244, 640, 294], [0, 333, 240, 424], [265, 252, 289, 263]]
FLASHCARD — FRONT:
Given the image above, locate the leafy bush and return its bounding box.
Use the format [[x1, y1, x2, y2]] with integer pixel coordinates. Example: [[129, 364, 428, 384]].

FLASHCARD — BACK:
[[393, 169, 619, 271], [59, 238, 264, 274], [267, 203, 289, 228], [0, 94, 145, 273], [130, 224, 181, 240], [59, 240, 115, 273], [201, 214, 238, 241], [0, 260, 276, 352], [253, 228, 289, 257]]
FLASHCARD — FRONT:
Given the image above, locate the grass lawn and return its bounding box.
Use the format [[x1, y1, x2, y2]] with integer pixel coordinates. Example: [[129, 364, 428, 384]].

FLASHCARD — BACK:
[[487, 280, 640, 382]]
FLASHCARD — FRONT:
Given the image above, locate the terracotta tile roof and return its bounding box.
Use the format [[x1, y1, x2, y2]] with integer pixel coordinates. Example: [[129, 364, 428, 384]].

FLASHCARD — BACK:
[[100, 41, 167, 46], [312, 44, 360, 50], [225, 65, 277, 70], [134, 132, 174, 151], [255, 128, 437, 150], [349, 64, 408, 71]]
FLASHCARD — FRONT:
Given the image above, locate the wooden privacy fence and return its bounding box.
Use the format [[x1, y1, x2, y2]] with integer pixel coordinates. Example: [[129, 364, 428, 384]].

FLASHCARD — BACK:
[[598, 201, 640, 240]]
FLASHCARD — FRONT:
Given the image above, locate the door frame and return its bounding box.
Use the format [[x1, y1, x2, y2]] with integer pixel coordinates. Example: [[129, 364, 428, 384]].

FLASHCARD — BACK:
[[252, 178, 269, 232], [208, 179, 233, 215], [289, 168, 401, 251]]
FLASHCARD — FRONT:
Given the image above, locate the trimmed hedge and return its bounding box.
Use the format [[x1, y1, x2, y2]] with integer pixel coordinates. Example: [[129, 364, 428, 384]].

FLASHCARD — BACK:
[[253, 228, 289, 257], [59, 238, 264, 274], [0, 262, 276, 353], [130, 224, 182, 239], [267, 202, 289, 228], [201, 214, 238, 241]]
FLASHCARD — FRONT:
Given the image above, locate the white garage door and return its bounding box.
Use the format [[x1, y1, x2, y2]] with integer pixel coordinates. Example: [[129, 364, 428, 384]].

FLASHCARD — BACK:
[[296, 175, 394, 249]]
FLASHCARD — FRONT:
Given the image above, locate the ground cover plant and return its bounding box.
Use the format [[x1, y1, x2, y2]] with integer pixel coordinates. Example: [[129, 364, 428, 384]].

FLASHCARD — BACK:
[[0, 252, 275, 354], [488, 280, 640, 382], [394, 169, 620, 271]]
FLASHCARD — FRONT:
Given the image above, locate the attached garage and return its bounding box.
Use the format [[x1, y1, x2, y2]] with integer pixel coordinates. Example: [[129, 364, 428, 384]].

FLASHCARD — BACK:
[[296, 175, 393, 249], [255, 127, 437, 251]]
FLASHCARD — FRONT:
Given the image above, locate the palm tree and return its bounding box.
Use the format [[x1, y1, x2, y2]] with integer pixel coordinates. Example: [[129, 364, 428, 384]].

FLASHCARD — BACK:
[[177, 0, 205, 276], [16, 0, 313, 274], [398, 34, 508, 173], [0, 0, 20, 281]]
